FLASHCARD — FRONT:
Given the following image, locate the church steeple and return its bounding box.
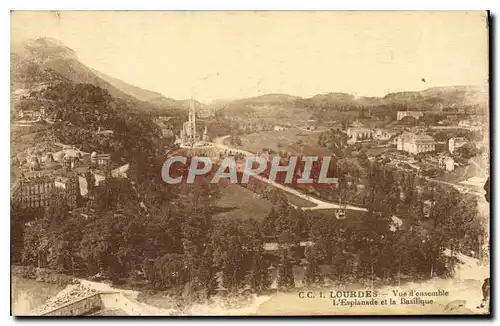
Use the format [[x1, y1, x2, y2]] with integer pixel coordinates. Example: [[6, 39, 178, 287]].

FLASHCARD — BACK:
[[190, 98, 196, 143]]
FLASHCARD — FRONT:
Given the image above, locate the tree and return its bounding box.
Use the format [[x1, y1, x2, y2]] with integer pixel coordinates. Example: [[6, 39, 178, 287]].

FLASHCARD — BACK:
[[357, 151, 370, 168], [44, 188, 70, 229], [263, 207, 278, 237], [150, 253, 189, 289], [77, 213, 114, 276], [456, 142, 478, 160], [304, 245, 323, 285], [85, 171, 96, 198], [11, 201, 41, 263], [46, 216, 83, 273], [244, 219, 271, 292], [277, 245, 295, 289], [212, 220, 248, 292], [308, 215, 349, 281], [22, 217, 47, 267]]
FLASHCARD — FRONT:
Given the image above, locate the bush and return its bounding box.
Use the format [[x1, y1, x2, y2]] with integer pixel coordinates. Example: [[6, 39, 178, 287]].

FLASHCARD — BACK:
[[12, 265, 79, 286]]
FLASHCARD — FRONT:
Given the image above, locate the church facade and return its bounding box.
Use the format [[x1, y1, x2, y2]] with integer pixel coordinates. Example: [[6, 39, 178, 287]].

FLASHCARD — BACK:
[[178, 99, 209, 146]]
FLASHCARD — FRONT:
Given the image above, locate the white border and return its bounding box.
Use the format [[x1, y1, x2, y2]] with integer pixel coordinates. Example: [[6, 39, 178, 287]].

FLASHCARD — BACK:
[[3, 1, 498, 325]]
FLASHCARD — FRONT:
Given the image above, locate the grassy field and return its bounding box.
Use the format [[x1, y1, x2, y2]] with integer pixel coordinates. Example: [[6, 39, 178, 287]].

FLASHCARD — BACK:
[[236, 128, 332, 156], [213, 181, 320, 220], [283, 192, 317, 208], [212, 183, 273, 221]]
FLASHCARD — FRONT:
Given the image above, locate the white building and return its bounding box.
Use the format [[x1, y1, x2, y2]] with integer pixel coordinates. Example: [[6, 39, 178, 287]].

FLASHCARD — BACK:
[[397, 132, 436, 155], [397, 111, 424, 121], [438, 156, 455, 171], [458, 120, 471, 128], [180, 99, 197, 146], [274, 125, 285, 132], [347, 127, 373, 143]]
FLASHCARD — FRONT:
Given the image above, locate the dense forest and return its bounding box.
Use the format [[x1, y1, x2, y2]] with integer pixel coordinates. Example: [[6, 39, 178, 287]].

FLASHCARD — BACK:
[[14, 83, 170, 164]]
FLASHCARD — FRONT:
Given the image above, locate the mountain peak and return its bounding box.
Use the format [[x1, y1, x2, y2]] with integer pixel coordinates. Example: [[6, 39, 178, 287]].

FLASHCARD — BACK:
[[13, 37, 77, 64]]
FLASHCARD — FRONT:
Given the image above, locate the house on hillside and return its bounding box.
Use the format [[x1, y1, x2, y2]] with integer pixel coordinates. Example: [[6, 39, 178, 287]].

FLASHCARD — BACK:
[[397, 132, 436, 155], [397, 111, 424, 121], [274, 125, 285, 132]]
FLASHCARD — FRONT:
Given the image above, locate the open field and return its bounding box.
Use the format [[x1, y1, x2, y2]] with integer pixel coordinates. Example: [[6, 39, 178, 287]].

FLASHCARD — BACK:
[[212, 183, 273, 221], [236, 128, 332, 156], [283, 192, 317, 208], [213, 180, 319, 221]]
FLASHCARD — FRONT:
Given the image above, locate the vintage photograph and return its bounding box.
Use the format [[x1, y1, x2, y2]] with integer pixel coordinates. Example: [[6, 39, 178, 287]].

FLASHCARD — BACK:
[[10, 11, 490, 316]]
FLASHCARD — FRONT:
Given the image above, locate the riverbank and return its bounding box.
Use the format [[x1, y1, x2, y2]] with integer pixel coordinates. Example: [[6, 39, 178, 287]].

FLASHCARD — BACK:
[[12, 248, 488, 316]]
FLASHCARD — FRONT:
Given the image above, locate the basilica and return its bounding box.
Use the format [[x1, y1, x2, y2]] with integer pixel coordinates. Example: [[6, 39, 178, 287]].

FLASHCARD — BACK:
[[178, 99, 208, 147]]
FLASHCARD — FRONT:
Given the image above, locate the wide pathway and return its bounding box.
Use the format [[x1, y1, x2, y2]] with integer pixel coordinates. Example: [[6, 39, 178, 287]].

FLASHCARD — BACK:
[[213, 135, 367, 212]]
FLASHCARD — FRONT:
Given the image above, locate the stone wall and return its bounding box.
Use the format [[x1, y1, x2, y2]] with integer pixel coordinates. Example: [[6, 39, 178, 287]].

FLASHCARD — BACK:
[[41, 293, 103, 316]]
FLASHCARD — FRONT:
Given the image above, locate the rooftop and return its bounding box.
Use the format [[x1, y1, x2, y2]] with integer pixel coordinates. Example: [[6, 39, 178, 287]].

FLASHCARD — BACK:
[[97, 154, 111, 159], [414, 134, 436, 143]]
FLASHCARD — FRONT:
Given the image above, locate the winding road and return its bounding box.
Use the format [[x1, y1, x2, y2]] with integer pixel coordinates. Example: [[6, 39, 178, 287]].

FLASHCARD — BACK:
[[212, 135, 367, 212]]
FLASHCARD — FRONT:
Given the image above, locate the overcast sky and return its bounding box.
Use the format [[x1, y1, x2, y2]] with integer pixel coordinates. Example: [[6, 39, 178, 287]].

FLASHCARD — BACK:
[[11, 11, 488, 103]]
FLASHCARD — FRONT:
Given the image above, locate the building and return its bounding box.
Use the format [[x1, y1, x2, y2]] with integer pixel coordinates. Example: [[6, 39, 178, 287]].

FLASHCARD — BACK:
[[438, 156, 455, 171], [273, 125, 285, 132], [373, 129, 396, 141], [111, 163, 130, 178], [54, 175, 79, 208], [347, 127, 373, 143], [180, 99, 197, 146], [161, 128, 174, 138], [397, 111, 424, 121], [97, 154, 111, 167], [449, 137, 468, 154], [423, 200, 434, 218], [18, 109, 45, 120], [470, 121, 484, 132], [93, 170, 107, 186], [458, 120, 471, 128], [397, 132, 436, 155], [90, 152, 111, 168], [18, 175, 55, 209]]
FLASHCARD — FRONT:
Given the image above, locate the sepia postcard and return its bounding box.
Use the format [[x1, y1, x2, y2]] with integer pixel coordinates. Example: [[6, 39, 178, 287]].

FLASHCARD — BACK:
[[10, 11, 490, 316]]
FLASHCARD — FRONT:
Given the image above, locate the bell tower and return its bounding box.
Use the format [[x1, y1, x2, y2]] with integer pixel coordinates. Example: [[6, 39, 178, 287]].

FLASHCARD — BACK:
[[189, 99, 196, 143]]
